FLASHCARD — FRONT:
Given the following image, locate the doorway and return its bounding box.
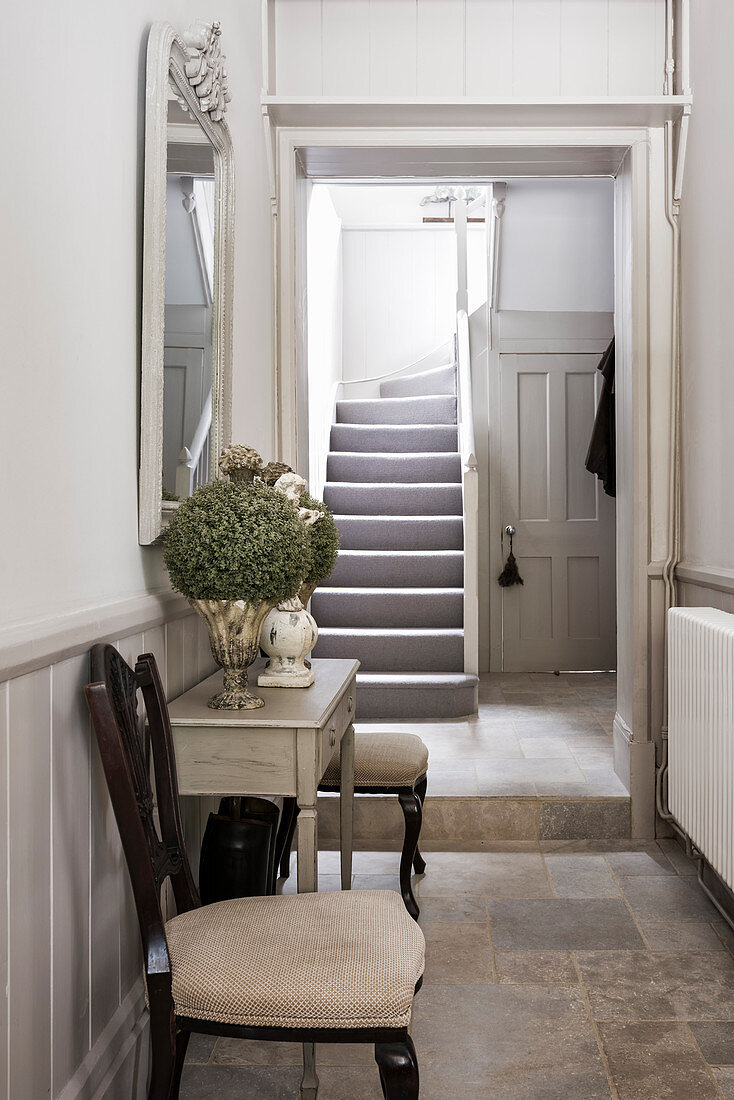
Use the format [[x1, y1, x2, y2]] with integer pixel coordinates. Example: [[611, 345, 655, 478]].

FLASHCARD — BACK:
[[275, 129, 667, 837]]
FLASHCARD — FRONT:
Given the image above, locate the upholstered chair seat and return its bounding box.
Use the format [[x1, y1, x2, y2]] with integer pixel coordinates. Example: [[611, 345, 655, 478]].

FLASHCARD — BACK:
[[164, 888, 425, 1030], [320, 732, 429, 790], [281, 730, 429, 919]]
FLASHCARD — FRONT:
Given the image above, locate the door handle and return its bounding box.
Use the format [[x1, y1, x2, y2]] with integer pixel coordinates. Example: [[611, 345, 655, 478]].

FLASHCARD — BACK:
[[504, 524, 516, 539]]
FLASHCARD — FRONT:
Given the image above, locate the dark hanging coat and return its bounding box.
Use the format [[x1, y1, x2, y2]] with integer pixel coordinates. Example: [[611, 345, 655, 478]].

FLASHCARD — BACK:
[[585, 338, 616, 498]]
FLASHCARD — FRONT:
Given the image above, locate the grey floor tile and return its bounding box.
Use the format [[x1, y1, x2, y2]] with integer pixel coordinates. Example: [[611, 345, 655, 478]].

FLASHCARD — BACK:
[[657, 837, 698, 875], [495, 950, 578, 985], [180, 1064, 301, 1099], [715, 1067, 734, 1098], [688, 1021, 734, 1064], [598, 1021, 722, 1099], [520, 737, 575, 758], [422, 921, 494, 984], [352, 874, 401, 892], [619, 874, 718, 922], [714, 922, 734, 955], [211, 1038, 301, 1066], [184, 1033, 218, 1064], [415, 851, 552, 898], [545, 855, 621, 898], [475, 759, 536, 796], [640, 921, 726, 951], [412, 984, 608, 1096], [315, 1065, 384, 1098], [576, 950, 734, 1020], [281, 873, 345, 894], [419, 1063, 612, 1099], [488, 898, 643, 950], [422, 760, 479, 796], [578, 768, 630, 796], [417, 895, 488, 923], [605, 849, 675, 876]]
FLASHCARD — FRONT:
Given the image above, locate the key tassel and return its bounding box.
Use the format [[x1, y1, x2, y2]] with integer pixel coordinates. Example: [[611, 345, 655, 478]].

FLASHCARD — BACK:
[[498, 532, 524, 587]]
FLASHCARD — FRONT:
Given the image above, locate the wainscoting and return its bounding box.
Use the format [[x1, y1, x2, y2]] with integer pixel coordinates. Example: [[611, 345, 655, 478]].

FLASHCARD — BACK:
[[0, 604, 216, 1100], [676, 564, 734, 615]]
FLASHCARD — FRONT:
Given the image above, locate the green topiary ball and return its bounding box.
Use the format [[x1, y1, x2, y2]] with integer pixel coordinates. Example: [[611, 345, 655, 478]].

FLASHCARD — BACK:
[[164, 479, 310, 603], [300, 492, 339, 591]]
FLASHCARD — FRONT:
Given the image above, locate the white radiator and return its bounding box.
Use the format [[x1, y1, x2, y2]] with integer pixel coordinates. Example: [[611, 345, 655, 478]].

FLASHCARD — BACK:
[[669, 607, 734, 890]]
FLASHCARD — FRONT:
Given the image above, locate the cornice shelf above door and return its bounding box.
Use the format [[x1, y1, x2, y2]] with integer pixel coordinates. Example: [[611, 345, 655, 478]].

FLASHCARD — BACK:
[[261, 96, 692, 131]]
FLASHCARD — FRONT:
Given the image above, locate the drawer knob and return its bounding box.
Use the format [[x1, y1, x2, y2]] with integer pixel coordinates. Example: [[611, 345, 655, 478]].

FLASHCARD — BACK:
[[347, 695, 354, 714]]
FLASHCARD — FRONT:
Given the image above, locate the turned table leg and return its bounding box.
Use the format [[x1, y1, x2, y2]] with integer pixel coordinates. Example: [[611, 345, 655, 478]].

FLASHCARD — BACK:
[[340, 723, 355, 890]]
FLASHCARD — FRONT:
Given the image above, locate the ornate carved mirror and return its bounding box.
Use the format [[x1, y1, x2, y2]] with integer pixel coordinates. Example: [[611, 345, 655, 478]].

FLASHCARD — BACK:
[[139, 21, 234, 544]]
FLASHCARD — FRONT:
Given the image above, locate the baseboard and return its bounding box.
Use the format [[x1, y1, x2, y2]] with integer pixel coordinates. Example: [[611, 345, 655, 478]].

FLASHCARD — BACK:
[[613, 713, 656, 839], [57, 983, 148, 1100]]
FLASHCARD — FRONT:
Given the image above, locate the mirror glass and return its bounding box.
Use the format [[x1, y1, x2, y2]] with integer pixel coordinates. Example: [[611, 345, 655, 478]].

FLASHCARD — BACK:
[[163, 84, 216, 503]]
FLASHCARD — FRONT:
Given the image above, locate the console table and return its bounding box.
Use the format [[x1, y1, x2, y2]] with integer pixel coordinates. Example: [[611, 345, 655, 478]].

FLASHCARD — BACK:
[[167, 657, 359, 893]]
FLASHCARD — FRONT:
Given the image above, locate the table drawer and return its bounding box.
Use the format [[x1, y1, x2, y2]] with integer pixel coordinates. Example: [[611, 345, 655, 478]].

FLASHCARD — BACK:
[[319, 677, 356, 775]]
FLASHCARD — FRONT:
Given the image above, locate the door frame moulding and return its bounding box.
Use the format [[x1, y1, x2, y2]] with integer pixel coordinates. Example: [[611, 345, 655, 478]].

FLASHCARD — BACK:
[[272, 122, 673, 840]]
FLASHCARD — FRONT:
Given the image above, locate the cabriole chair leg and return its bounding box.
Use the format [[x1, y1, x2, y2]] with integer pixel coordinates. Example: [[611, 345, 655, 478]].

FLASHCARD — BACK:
[[375, 1036, 419, 1099], [412, 778, 427, 875], [277, 797, 299, 881], [397, 791, 422, 920], [169, 1031, 189, 1099]]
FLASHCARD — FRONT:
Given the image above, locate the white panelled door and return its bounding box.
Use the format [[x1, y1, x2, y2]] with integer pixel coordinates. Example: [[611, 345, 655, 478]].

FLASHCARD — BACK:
[[499, 350, 616, 671]]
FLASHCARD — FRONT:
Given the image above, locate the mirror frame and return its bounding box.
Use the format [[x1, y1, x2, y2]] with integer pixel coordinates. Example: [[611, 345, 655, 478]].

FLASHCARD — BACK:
[[139, 21, 234, 544]]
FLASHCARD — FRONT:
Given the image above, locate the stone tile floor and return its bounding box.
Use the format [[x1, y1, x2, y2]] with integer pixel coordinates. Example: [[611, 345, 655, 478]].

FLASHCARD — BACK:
[[180, 840, 734, 1099], [357, 671, 627, 799]]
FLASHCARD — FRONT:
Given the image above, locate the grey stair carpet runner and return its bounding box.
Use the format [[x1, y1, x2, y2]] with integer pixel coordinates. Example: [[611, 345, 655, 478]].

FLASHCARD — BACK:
[[311, 363, 479, 720]]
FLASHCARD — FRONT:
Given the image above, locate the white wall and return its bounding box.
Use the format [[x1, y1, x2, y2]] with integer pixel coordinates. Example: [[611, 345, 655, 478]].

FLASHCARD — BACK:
[[165, 176, 208, 306], [0, 3, 272, 1097], [307, 186, 343, 496], [335, 180, 614, 381], [0, 0, 272, 633], [332, 183, 487, 379], [270, 0, 666, 98], [679, 0, 734, 577], [498, 179, 615, 313]]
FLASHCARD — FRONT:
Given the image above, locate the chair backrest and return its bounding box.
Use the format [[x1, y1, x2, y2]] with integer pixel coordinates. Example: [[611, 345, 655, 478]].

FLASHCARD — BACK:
[[85, 644, 200, 982]]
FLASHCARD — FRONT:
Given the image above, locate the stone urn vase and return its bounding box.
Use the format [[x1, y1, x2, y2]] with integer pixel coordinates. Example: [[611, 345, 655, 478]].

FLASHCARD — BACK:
[[189, 597, 274, 709], [258, 597, 318, 688]]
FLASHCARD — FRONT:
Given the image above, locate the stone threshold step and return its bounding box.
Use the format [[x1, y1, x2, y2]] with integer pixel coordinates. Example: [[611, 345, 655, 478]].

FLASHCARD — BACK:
[[317, 793, 631, 846]]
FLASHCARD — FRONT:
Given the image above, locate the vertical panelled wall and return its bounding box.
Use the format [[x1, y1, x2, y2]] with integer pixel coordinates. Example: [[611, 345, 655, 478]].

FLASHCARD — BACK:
[[341, 226, 486, 380], [270, 0, 666, 98], [0, 612, 216, 1100]]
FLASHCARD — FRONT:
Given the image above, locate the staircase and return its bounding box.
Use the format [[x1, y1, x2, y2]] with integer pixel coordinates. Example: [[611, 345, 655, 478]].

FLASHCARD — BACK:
[[311, 362, 479, 720]]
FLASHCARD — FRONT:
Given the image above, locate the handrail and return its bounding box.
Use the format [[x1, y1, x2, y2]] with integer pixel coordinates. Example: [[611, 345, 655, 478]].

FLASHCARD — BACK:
[[339, 339, 453, 389], [456, 309, 476, 470], [175, 389, 212, 499]]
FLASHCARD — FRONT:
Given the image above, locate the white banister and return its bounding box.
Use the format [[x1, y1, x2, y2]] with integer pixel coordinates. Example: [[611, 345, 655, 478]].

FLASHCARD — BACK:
[[456, 308, 479, 677], [175, 389, 212, 498]]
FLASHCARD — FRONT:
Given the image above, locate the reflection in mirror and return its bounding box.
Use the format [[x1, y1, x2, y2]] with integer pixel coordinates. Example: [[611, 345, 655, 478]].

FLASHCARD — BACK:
[[163, 87, 216, 503]]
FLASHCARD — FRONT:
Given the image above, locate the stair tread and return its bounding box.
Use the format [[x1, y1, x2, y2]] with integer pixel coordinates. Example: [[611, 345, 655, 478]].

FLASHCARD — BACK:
[[334, 514, 463, 520], [325, 481, 459, 488], [357, 672, 478, 684], [318, 626, 463, 636], [335, 549, 463, 556], [316, 586, 463, 595]]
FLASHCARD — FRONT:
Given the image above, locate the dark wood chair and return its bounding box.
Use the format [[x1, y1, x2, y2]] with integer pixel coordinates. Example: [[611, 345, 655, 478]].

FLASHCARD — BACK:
[[85, 644, 423, 1100], [280, 732, 429, 919]]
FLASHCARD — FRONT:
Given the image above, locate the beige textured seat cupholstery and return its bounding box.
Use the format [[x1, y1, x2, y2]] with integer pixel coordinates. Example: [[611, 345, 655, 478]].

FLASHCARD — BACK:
[[321, 732, 429, 789], [164, 888, 425, 1029]]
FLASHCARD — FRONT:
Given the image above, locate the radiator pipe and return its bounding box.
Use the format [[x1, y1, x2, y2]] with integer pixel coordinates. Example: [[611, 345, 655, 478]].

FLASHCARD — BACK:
[[656, 118, 684, 822]]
